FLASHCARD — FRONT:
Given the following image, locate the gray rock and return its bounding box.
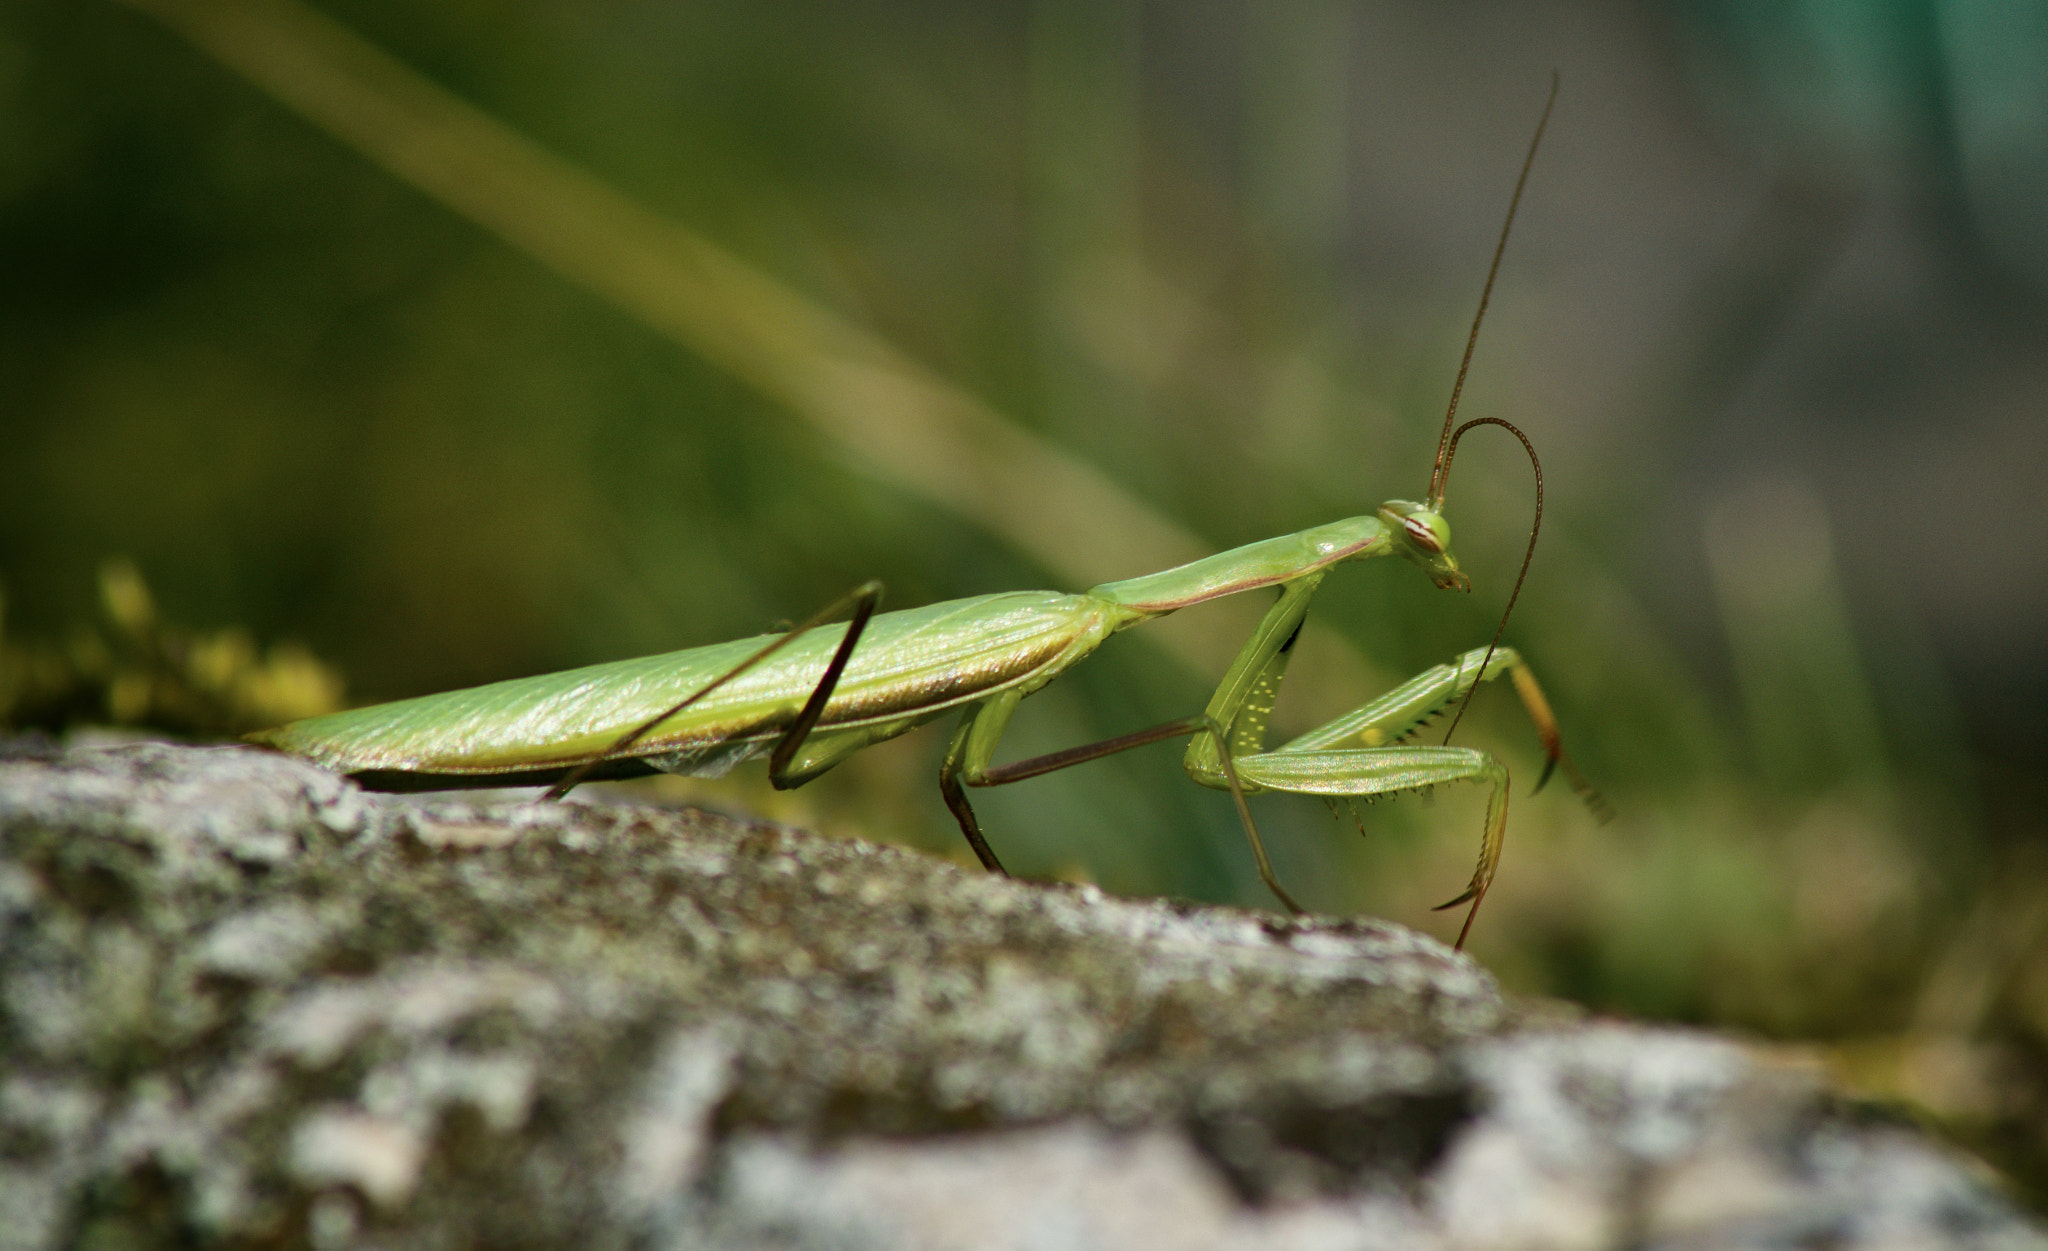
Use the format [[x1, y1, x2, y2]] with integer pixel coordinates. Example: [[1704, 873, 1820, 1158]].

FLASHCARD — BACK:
[[1, 738, 2040, 1249]]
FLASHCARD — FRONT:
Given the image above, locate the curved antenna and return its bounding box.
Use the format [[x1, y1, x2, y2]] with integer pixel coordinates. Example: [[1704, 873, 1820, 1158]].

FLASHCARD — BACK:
[[1437, 417, 1541, 745], [1427, 74, 1558, 510]]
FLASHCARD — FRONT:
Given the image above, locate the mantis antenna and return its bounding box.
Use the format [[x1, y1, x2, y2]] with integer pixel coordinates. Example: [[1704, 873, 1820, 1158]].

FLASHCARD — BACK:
[[1426, 74, 1557, 750]]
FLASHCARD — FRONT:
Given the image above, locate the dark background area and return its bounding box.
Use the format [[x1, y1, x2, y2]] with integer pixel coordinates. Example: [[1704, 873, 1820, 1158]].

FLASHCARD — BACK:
[[4, 0, 2046, 1200]]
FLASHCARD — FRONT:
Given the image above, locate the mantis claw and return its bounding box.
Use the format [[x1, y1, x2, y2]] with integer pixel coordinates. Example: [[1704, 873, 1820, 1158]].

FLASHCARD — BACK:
[[1431, 882, 1489, 952], [1432, 886, 1478, 912]]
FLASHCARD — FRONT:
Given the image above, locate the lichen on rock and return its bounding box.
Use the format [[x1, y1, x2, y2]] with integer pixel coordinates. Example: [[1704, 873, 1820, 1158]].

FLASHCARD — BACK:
[[1, 738, 2041, 1249]]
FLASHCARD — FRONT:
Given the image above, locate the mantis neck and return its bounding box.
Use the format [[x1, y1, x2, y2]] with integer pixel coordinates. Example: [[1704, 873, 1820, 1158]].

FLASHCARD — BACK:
[[1087, 516, 1391, 619]]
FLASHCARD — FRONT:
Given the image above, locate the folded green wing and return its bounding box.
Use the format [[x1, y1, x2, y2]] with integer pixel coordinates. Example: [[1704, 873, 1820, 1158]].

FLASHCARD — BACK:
[[250, 590, 1122, 774]]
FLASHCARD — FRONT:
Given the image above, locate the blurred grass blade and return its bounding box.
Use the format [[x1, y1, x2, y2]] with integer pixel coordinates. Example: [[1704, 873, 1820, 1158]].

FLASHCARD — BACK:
[[1703, 474, 1891, 798], [110, 0, 1384, 692], [106, 1, 1182, 586]]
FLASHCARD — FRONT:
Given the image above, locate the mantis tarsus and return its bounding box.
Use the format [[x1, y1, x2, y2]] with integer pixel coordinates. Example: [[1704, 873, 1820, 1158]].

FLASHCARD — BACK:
[[251, 83, 1603, 949]]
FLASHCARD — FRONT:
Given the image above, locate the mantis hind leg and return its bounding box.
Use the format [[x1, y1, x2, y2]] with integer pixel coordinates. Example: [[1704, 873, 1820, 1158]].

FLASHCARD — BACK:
[[542, 581, 886, 800], [761, 584, 885, 786]]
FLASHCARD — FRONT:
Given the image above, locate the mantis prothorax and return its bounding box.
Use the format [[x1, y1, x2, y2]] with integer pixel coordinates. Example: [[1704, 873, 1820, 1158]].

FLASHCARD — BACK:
[[251, 82, 1603, 949]]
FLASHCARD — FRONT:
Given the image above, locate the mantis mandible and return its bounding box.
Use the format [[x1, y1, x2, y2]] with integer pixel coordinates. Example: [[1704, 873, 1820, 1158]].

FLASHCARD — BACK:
[[251, 84, 1602, 949]]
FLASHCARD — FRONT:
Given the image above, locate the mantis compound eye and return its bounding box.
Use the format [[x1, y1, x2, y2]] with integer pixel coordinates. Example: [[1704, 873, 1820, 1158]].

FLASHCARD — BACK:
[[1394, 508, 1454, 557], [1404, 516, 1444, 554]]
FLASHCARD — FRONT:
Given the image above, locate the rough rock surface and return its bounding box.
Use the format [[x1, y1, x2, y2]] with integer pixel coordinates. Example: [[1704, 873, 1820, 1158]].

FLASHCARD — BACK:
[[1, 737, 2041, 1249]]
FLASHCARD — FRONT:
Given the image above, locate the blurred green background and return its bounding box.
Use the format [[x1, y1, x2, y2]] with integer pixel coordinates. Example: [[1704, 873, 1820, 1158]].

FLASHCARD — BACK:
[[5, 0, 2047, 1200]]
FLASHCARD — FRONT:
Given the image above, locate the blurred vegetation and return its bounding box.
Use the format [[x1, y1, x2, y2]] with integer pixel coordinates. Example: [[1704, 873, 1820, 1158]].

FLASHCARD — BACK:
[[0, 559, 342, 735], [3, 0, 2046, 1206]]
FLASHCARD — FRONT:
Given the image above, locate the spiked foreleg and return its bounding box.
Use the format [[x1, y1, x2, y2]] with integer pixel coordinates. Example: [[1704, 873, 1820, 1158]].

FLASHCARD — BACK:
[[1190, 742, 1510, 950], [1181, 575, 1324, 777], [1276, 644, 1605, 816]]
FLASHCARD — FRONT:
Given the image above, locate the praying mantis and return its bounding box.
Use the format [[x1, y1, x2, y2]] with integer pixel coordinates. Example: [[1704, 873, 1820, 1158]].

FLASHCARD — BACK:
[[250, 85, 1602, 949]]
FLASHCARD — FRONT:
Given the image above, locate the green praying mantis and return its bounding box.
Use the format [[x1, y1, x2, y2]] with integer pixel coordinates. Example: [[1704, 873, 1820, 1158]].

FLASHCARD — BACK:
[[251, 86, 1603, 949]]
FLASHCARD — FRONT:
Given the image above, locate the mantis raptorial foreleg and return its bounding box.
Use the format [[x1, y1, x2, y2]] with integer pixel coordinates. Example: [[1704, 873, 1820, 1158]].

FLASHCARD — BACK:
[[1188, 635, 1602, 946]]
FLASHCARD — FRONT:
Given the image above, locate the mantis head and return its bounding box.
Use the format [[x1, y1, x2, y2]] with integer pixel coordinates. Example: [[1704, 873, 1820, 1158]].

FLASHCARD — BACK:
[[1379, 499, 1470, 592]]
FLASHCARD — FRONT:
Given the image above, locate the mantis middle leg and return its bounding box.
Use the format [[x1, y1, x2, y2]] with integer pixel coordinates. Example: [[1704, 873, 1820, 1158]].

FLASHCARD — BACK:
[[939, 695, 1301, 909], [938, 573, 1345, 909]]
